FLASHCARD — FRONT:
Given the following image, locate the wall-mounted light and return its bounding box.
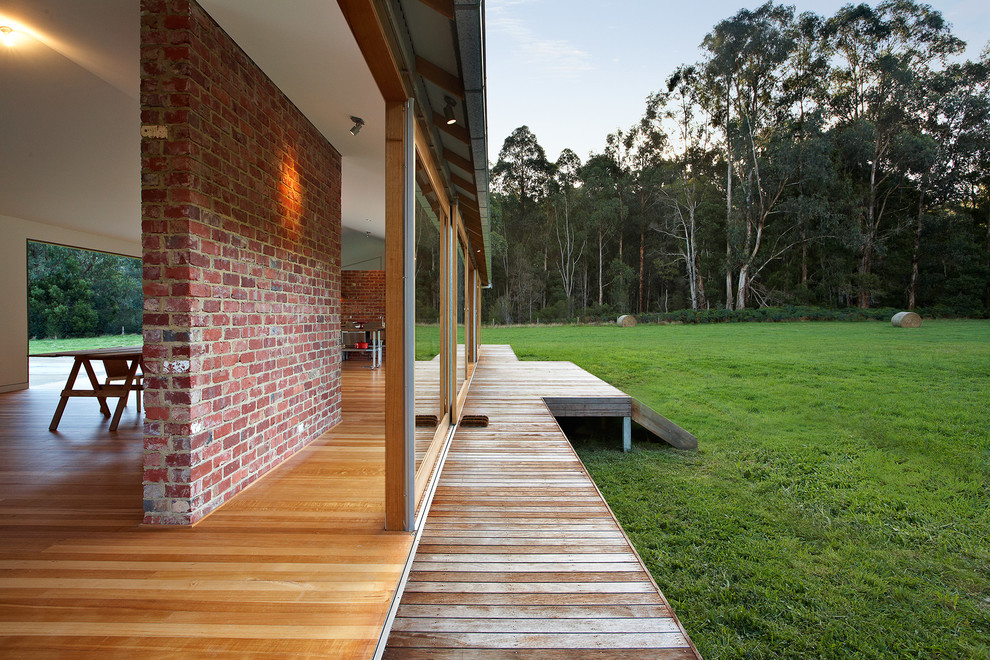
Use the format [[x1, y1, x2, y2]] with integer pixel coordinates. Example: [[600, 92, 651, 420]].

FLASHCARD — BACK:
[[443, 96, 457, 125], [0, 26, 15, 47], [349, 116, 365, 136]]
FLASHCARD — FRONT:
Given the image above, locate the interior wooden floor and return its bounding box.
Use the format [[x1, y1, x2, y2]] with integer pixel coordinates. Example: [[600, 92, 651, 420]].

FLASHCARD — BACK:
[[385, 345, 701, 659], [0, 361, 411, 658]]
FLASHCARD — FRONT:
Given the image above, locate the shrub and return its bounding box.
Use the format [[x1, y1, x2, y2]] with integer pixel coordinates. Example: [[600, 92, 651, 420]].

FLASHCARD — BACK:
[[568, 305, 987, 326]]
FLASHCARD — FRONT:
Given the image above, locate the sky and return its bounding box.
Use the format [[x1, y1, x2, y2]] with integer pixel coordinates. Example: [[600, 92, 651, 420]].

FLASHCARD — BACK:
[[485, 0, 990, 165]]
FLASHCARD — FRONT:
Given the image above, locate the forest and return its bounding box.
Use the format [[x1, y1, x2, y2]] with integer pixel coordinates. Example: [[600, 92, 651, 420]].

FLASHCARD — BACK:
[[27, 242, 143, 339], [478, 1, 990, 323]]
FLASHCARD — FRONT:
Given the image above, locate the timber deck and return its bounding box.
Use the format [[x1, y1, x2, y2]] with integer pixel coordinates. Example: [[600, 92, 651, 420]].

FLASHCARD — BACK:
[[0, 362, 410, 658], [415, 344, 475, 471], [385, 345, 701, 658]]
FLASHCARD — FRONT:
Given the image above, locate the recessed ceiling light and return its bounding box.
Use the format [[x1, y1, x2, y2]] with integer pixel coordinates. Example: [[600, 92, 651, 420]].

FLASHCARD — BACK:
[[0, 26, 16, 48]]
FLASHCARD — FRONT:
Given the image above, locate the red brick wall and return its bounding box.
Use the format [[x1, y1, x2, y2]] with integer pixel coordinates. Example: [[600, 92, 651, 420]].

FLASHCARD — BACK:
[[341, 270, 385, 325], [140, 0, 342, 524]]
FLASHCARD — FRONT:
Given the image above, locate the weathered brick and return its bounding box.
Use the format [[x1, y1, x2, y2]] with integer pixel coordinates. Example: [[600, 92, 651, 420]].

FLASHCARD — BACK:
[[341, 270, 385, 325], [141, 0, 341, 525]]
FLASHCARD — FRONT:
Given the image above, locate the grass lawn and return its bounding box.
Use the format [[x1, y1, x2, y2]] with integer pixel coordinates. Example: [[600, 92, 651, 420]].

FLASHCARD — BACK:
[[29, 334, 143, 355], [474, 320, 989, 659], [415, 324, 464, 361]]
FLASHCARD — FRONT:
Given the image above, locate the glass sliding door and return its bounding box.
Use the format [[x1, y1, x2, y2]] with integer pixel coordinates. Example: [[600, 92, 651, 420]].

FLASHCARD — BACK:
[[413, 184, 443, 478], [407, 136, 483, 515], [465, 248, 477, 380], [411, 160, 456, 511], [456, 240, 465, 400]]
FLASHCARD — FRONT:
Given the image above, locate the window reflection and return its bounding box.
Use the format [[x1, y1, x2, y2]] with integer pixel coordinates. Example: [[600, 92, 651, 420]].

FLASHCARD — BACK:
[[413, 185, 442, 473]]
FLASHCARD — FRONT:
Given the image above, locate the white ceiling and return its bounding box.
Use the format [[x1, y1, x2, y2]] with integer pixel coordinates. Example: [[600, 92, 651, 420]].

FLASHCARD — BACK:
[[199, 0, 385, 239], [0, 0, 386, 245]]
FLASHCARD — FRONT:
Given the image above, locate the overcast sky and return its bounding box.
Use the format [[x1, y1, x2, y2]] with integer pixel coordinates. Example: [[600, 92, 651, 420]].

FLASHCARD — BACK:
[[485, 0, 990, 165]]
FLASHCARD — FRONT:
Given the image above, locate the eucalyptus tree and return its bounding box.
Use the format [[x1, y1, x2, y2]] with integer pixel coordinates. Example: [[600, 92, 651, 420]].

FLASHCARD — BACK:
[[492, 125, 553, 205], [580, 153, 624, 307], [702, 2, 798, 308], [625, 112, 668, 313], [645, 65, 713, 310], [826, 0, 964, 307], [778, 11, 832, 290], [968, 47, 990, 307], [552, 148, 586, 318], [904, 55, 990, 308], [698, 12, 744, 308], [492, 126, 553, 319], [605, 130, 643, 311], [604, 129, 635, 262]]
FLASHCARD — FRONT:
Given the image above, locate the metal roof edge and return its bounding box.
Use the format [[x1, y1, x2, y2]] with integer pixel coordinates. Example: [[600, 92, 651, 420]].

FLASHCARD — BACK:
[[453, 0, 491, 284]]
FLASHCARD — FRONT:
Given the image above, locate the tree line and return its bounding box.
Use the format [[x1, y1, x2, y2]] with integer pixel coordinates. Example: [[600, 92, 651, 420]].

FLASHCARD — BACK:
[[482, 1, 990, 323], [28, 242, 142, 339]]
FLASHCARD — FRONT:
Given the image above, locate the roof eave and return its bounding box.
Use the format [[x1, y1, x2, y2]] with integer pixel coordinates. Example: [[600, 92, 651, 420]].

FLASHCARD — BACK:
[[453, 0, 491, 284]]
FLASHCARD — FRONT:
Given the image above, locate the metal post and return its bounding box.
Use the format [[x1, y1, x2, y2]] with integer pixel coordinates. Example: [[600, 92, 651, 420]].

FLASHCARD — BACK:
[[401, 98, 415, 529]]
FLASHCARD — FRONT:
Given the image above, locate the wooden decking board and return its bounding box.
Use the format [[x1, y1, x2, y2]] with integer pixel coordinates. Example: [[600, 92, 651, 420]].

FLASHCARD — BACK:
[[402, 581, 665, 594], [387, 631, 689, 650], [390, 617, 683, 633], [407, 572, 651, 583], [399, 593, 669, 606], [417, 546, 634, 555], [384, 650, 701, 660], [385, 346, 700, 658], [396, 604, 673, 618]]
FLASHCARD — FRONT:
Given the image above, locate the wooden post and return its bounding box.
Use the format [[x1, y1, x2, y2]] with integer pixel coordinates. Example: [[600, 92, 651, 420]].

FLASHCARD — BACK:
[[622, 416, 632, 453], [446, 204, 458, 421], [473, 269, 481, 360], [438, 201, 452, 424], [465, 260, 475, 364], [475, 268, 481, 359], [385, 99, 414, 531]]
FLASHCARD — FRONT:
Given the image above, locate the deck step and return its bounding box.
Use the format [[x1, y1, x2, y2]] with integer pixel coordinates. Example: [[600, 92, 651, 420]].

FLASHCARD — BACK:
[[631, 399, 698, 450]]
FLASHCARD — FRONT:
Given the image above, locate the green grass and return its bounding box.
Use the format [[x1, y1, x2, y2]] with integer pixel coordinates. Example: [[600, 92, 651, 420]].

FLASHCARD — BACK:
[[475, 320, 990, 659], [29, 334, 143, 354], [415, 324, 465, 361]]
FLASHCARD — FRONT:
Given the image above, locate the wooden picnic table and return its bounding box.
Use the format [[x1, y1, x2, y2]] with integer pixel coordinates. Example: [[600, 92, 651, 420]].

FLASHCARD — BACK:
[[31, 346, 144, 432]]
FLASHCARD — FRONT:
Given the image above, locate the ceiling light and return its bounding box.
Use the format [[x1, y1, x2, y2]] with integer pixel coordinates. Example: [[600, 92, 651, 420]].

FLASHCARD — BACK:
[[443, 97, 457, 125], [0, 26, 15, 47], [349, 116, 365, 136]]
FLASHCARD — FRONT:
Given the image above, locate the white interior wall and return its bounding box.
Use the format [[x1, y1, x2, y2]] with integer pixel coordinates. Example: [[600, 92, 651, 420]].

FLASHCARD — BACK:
[[341, 227, 386, 270], [0, 214, 141, 392]]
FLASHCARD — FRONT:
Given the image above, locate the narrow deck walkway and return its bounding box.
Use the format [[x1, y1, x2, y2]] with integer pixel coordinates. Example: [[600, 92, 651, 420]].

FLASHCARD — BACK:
[[385, 345, 700, 658]]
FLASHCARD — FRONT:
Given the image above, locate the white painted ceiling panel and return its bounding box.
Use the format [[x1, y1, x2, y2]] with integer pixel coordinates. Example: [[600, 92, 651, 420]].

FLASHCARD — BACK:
[[0, 0, 386, 245]]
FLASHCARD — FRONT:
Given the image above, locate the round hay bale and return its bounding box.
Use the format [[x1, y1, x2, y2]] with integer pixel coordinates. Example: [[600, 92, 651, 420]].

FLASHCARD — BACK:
[[891, 311, 922, 328], [617, 314, 637, 327]]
